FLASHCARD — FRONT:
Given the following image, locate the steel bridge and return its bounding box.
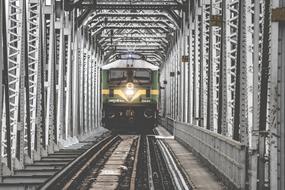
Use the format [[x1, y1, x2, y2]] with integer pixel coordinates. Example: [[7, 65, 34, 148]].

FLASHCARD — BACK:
[[0, 0, 284, 189]]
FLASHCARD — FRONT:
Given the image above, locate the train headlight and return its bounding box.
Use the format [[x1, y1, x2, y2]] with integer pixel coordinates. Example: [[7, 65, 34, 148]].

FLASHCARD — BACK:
[[126, 82, 134, 89], [125, 82, 135, 97], [125, 89, 135, 96]]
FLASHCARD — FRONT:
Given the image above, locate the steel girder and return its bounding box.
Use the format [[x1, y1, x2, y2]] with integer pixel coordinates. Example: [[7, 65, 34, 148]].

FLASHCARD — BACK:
[[160, 0, 282, 189], [90, 19, 175, 32], [68, 0, 183, 10], [66, 1, 184, 65], [85, 12, 178, 28], [92, 25, 170, 35], [0, 0, 104, 178], [208, 0, 222, 133], [0, 0, 7, 178], [274, 1, 285, 189], [5, 0, 26, 171]]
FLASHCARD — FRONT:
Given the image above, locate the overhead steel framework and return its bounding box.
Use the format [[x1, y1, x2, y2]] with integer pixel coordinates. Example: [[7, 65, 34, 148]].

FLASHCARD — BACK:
[[0, 0, 284, 190], [65, 0, 185, 65]]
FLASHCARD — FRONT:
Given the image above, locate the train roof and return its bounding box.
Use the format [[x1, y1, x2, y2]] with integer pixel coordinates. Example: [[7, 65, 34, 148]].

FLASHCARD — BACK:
[[101, 59, 159, 71]]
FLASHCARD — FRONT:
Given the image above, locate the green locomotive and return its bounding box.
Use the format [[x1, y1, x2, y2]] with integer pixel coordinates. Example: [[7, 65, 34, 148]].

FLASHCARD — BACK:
[[101, 56, 159, 129]]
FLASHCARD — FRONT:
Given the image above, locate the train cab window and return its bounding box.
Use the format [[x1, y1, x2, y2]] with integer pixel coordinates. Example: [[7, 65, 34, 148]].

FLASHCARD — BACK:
[[133, 69, 151, 84], [109, 69, 151, 84], [109, 69, 127, 82]]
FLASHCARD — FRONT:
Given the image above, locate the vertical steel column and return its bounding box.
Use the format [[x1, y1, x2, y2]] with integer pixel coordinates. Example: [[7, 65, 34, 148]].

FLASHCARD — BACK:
[[207, 0, 214, 131], [169, 50, 173, 118], [249, 0, 263, 188], [219, 0, 239, 136], [164, 62, 168, 118], [79, 26, 85, 135], [270, 1, 282, 189], [0, 0, 9, 177], [56, 2, 66, 142], [183, 10, 189, 123], [276, 2, 285, 188], [21, 0, 32, 165], [200, 0, 210, 128], [72, 10, 79, 137], [170, 47, 173, 119], [41, 4, 48, 151], [169, 53, 172, 118], [258, 0, 271, 188], [174, 38, 178, 120], [179, 33, 184, 122], [87, 35, 91, 131], [6, 0, 25, 171], [95, 48, 99, 127], [0, 0, 4, 176], [91, 41, 95, 129], [208, 0, 221, 132], [0, 0, 3, 137], [188, 8, 194, 124], [233, 0, 250, 187], [193, 1, 200, 125], [192, 0, 199, 125], [177, 34, 182, 121], [182, 12, 188, 123], [172, 48, 175, 119], [87, 40, 90, 131], [233, 0, 249, 143], [34, 0, 45, 160], [93, 47, 96, 129], [27, 0, 41, 160], [164, 56, 167, 117], [17, 0, 26, 168], [65, 12, 73, 140], [97, 50, 103, 126], [46, 1, 56, 152], [83, 29, 88, 133]]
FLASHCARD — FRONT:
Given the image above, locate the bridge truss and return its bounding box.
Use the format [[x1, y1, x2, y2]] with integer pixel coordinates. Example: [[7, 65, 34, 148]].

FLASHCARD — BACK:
[[0, 0, 284, 189]]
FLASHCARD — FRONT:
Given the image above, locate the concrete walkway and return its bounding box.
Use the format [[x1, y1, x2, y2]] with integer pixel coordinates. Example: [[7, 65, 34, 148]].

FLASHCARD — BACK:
[[155, 126, 225, 190]]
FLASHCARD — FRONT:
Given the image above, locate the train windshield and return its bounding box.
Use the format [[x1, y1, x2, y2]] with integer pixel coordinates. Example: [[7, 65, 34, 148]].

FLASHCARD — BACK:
[[109, 69, 151, 84], [133, 70, 151, 83], [109, 69, 127, 81]]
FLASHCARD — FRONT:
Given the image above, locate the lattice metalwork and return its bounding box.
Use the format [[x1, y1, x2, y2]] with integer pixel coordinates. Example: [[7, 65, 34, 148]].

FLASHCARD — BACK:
[[27, 0, 41, 156], [200, 2, 210, 128], [208, 0, 222, 132], [6, 0, 25, 169], [219, 0, 239, 137]]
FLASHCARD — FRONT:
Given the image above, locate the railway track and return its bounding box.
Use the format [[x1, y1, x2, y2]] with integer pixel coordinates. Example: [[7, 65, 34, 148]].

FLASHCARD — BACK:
[[40, 128, 191, 190], [40, 135, 140, 190]]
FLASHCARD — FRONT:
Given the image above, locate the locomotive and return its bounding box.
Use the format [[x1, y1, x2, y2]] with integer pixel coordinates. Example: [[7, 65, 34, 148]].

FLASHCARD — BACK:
[[101, 55, 159, 129]]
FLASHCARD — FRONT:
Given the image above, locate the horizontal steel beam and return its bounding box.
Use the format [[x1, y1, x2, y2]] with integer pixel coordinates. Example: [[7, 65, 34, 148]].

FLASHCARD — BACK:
[[106, 50, 166, 56], [86, 12, 178, 27], [100, 37, 168, 43], [81, 2, 182, 10], [92, 25, 169, 35], [99, 34, 168, 38], [89, 20, 175, 31], [102, 41, 166, 47]]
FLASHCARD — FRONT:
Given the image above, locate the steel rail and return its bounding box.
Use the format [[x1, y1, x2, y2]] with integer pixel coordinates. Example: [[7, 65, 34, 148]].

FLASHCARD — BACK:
[[146, 136, 155, 190], [130, 136, 141, 190], [157, 139, 190, 190], [39, 135, 119, 190]]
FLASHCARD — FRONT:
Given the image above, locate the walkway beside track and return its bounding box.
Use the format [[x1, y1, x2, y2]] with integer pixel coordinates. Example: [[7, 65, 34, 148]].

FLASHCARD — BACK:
[[155, 126, 225, 190]]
